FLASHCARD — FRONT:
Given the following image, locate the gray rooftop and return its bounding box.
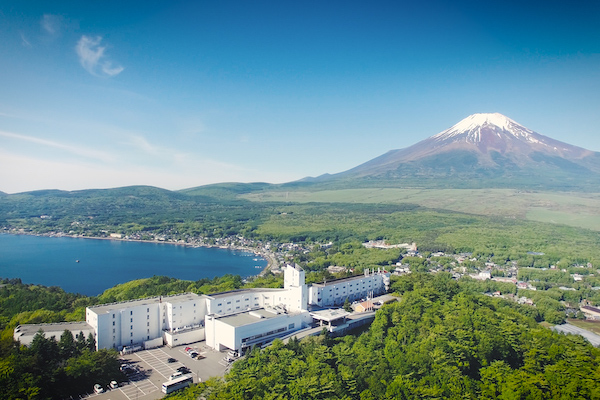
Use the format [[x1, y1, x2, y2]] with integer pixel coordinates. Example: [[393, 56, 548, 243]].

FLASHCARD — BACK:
[[14, 322, 93, 345], [206, 288, 284, 299], [310, 309, 350, 322], [88, 292, 202, 314], [215, 308, 294, 328], [311, 273, 385, 288]]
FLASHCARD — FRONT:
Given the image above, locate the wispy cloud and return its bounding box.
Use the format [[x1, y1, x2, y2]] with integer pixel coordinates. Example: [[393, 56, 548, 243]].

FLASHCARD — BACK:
[[127, 135, 160, 156], [20, 32, 31, 47], [41, 14, 61, 35], [75, 35, 124, 77], [0, 130, 114, 163]]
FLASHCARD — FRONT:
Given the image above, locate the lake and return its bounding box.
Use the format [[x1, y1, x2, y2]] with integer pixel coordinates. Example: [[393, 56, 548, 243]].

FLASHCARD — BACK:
[[0, 234, 267, 296]]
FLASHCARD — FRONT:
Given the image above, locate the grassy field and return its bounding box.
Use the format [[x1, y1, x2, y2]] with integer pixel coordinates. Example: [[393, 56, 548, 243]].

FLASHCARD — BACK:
[[567, 319, 600, 335], [242, 188, 600, 231]]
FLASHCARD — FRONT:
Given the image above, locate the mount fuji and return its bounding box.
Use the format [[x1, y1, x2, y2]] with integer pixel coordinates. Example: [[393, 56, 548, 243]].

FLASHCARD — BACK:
[[306, 113, 600, 190]]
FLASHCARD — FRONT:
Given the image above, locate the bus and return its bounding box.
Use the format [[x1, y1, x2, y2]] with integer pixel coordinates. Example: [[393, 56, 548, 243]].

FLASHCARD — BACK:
[[161, 374, 193, 394]]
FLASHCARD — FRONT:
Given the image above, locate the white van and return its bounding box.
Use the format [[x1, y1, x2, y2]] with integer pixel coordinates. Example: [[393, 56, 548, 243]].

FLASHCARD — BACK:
[[169, 371, 184, 380]]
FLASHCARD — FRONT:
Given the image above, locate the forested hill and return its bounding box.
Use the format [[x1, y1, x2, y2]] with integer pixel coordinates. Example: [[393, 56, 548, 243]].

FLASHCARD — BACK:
[[169, 273, 600, 400]]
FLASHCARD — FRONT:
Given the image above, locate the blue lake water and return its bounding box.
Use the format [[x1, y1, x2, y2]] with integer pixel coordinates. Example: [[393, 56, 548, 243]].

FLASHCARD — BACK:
[[0, 234, 267, 296]]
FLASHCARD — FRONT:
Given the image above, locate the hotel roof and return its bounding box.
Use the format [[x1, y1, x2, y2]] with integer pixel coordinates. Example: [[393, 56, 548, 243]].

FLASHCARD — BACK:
[[88, 292, 202, 314], [206, 288, 284, 299], [311, 272, 387, 287], [213, 308, 297, 328]]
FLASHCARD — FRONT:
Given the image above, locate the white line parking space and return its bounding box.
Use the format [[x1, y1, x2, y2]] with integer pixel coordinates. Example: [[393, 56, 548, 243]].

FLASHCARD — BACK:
[[119, 363, 159, 400], [135, 348, 192, 380]]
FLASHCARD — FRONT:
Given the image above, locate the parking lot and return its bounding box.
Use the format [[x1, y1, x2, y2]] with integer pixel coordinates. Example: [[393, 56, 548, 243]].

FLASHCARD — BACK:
[[88, 343, 232, 400]]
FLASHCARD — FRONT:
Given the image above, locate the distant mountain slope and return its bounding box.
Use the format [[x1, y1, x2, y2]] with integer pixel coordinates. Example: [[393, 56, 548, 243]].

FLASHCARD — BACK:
[[308, 113, 600, 190], [179, 182, 274, 199]]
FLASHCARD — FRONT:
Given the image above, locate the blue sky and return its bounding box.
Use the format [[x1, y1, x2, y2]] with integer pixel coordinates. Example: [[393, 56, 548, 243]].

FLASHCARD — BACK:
[[1, 0, 599, 193]]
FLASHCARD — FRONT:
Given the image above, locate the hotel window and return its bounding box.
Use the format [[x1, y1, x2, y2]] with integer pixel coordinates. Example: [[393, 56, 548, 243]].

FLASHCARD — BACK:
[[130, 311, 133, 316], [236, 300, 240, 303], [113, 329, 115, 333], [130, 332, 133, 337], [112, 321, 115, 326], [147, 308, 149, 312], [147, 322, 150, 327], [113, 336, 115, 340], [130, 318, 133, 323], [112, 314, 115, 318], [217, 303, 222, 306], [130, 325, 133, 330]]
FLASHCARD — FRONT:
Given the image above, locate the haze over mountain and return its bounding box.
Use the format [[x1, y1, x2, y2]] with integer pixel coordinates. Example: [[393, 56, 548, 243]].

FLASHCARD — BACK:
[[306, 113, 600, 190]]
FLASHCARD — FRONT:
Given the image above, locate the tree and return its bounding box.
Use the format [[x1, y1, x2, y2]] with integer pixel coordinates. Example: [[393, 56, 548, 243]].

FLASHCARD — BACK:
[[343, 298, 352, 312], [86, 332, 96, 351], [59, 330, 76, 359]]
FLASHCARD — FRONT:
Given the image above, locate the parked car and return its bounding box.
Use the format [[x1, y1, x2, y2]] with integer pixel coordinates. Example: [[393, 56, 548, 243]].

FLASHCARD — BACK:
[[184, 346, 192, 352], [110, 380, 119, 389], [167, 357, 177, 363], [188, 351, 199, 358], [169, 371, 184, 380], [177, 366, 191, 374], [93, 384, 104, 394]]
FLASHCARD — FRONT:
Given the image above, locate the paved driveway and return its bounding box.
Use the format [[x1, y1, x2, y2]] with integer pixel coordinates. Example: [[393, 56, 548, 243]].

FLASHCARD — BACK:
[[88, 343, 231, 400]]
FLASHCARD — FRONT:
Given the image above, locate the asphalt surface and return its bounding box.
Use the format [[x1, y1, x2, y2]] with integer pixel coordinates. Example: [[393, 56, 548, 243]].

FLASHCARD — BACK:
[[85, 343, 231, 400], [552, 322, 600, 347]]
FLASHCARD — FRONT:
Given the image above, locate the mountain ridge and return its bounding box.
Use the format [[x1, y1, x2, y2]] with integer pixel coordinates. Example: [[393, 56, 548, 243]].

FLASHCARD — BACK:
[[305, 113, 600, 190]]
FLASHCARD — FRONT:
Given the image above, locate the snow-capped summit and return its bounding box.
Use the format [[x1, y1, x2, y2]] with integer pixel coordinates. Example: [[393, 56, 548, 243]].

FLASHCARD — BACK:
[[433, 113, 535, 144]]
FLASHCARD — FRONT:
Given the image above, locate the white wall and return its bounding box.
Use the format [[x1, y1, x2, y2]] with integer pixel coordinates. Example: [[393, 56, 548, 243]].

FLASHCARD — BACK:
[[206, 292, 262, 316], [205, 311, 310, 352], [308, 272, 390, 307], [164, 328, 205, 347]]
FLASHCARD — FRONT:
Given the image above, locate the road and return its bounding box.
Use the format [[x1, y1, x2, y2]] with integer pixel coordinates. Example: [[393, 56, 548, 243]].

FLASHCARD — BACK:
[[552, 322, 600, 347]]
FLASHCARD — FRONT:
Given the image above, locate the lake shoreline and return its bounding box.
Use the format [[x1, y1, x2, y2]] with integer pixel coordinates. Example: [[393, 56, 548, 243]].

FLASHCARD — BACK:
[[0, 230, 275, 296], [5, 231, 272, 269]]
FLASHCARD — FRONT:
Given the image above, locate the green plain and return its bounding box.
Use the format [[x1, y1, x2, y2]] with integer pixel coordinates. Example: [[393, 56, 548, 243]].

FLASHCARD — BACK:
[[242, 188, 600, 231]]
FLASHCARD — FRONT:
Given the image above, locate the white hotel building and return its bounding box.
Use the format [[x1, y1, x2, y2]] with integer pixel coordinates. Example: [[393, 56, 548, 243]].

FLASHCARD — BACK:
[[309, 268, 390, 307], [74, 265, 390, 354]]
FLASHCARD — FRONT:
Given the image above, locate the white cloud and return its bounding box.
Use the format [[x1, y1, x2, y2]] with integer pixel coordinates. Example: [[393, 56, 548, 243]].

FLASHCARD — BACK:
[[41, 14, 61, 35], [75, 35, 124, 77], [0, 130, 114, 163], [102, 62, 125, 77], [20, 32, 31, 47], [126, 135, 160, 155], [0, 149, 291, 194]]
